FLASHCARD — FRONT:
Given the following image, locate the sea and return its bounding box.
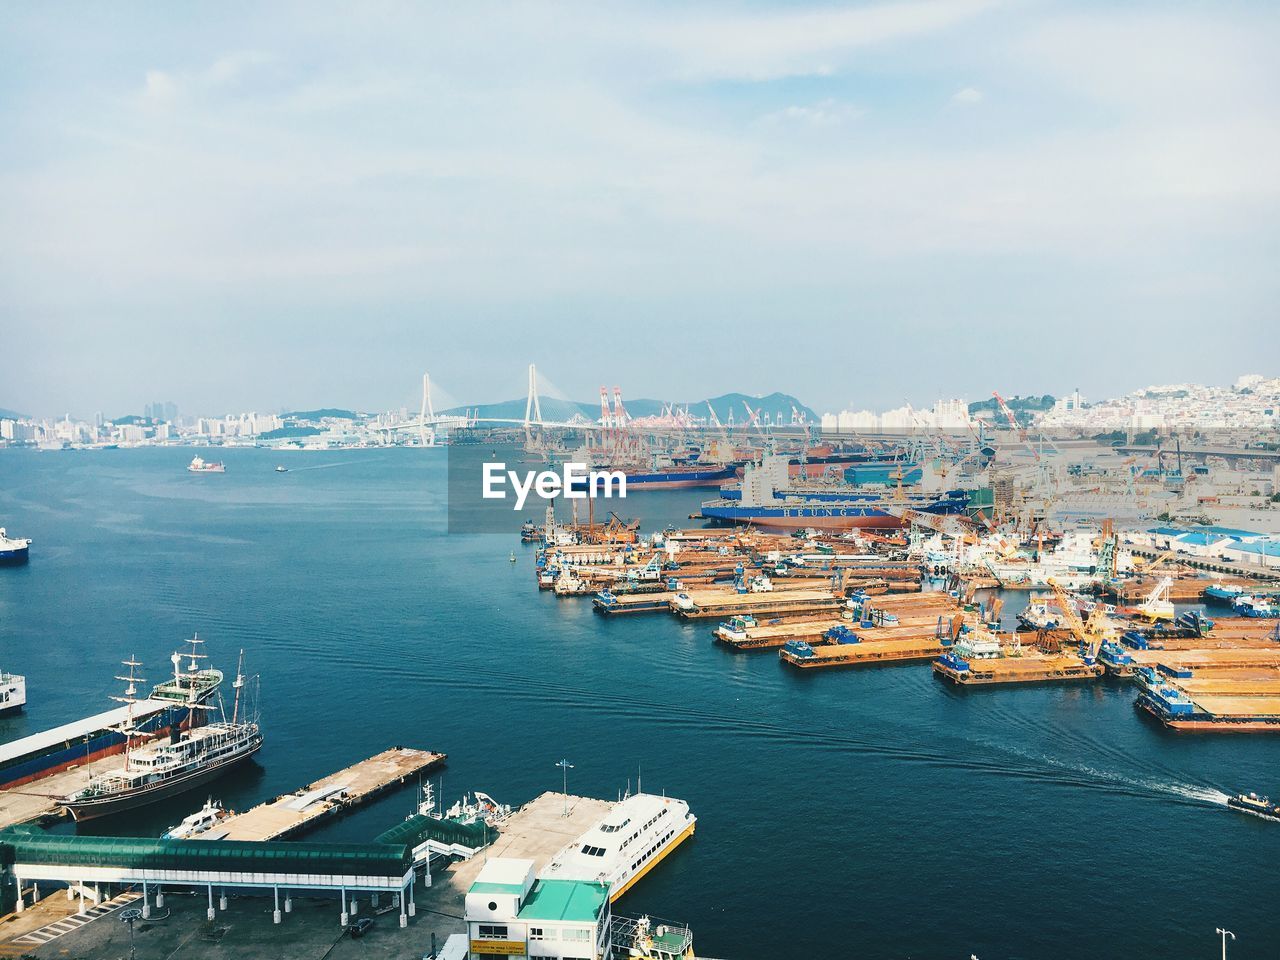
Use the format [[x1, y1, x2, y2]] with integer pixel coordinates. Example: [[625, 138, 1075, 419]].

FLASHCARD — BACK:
[[1, 447, 1278, 958]]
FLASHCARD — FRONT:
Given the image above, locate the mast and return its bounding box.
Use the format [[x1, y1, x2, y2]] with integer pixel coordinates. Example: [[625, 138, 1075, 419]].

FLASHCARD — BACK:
[[231, 649, 246, 725], [111, 655, 146, 762]]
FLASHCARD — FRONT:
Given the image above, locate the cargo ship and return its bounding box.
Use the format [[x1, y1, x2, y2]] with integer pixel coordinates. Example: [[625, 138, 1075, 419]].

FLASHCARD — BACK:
[[187, 456, 226, 473], [0, 528, 32, 566], [1227, 791, 1280, 822], [62, 652, 261, 821], [618, 460, 737, 490], [0, 640, 224, 790], [539, 791, 696, 902], [700, 456, 967, 531]]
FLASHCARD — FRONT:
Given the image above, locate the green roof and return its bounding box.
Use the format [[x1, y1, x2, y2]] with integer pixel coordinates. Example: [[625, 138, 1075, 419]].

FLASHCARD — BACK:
[[0, 831, 410, 877], [376, 812, 494, 850], [517, 879, 609, 923], [469, 881, 526, 895]]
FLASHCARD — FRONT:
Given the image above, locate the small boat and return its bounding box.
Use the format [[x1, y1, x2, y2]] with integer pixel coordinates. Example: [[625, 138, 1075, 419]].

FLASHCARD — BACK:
[[1227, 791, 1280, 822], [275, 465, 289, 473], [0, 528, 32, 566], [163, 797, 230, 839], [509, 552, 517, 563], [187, 456, 226, 474]]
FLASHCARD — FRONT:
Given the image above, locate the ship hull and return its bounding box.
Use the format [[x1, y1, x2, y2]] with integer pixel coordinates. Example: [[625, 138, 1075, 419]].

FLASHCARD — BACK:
[[624, 466, 737, 489], [1228, 799, 1280, 821], [64, 739, 262, 821], [0, 546, 30, 566]]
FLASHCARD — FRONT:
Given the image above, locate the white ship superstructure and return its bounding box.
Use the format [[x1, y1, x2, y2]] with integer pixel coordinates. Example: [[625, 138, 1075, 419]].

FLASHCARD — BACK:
[[540, 792, 696, 902], [0, 669, 26, 716]]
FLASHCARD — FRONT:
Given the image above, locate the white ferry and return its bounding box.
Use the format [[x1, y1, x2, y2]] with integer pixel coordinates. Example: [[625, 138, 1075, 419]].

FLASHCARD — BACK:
[[539, 792, 696, 902]]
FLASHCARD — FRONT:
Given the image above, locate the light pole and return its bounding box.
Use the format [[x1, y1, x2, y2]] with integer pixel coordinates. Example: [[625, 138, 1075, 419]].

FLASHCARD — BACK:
[[120, 907, 142, 960], [556, 759, 574, 817], [1216, 928, 1235, 960]]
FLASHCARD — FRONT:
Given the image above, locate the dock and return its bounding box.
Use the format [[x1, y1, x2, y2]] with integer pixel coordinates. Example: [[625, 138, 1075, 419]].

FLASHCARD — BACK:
[[0, 753, 136, 832], [671, 587, 844, 620], [933, 653, 1104, 686], [209, 747, 446, 842], [781, 636, 949, 669]]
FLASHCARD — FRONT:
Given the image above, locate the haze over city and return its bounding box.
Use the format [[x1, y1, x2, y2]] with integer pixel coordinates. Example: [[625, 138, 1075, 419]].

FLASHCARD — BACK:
[[4, 1, 1278, 416]]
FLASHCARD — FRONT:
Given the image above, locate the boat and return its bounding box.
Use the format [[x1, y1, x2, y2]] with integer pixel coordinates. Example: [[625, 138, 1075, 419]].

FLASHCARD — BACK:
[[440, 789, 513, 827], [1227, 792, 1280, 822], [0, 669, 26, 716], [187, 456, 226, 473], [275, 465, 288, 473], [0, 528, 32, 566], [1233, 595, 1280, 618], [149, 636, 224, 705], [610, 914, 695, 960], [62, 652, 261, 821], [1017, 595, 1061, 631], [539, 791, 696, 903], [700, 456, 968, 531], [1204, 583, 1245, 604], [162, 797, 231, 839]]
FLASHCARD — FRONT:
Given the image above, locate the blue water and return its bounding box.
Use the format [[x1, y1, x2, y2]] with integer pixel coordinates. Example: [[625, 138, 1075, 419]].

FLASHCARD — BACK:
[[1, 448, 1279, 958]]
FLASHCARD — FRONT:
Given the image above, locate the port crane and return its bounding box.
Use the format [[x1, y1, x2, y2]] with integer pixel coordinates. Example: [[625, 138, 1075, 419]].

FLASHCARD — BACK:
[[1046, 578, 1110, 663], [992, 391, 1041, 462]]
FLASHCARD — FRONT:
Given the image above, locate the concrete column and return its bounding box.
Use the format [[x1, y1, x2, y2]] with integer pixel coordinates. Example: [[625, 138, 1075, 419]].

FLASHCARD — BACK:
[[399, 883, 408, 929], [284, 894, 293, 914], [273, 886, 281, 925], [78, 883, 86, 915], [219, 890, 228, 911], [350, 896, 358, 916], [31, 883, 39, 903], [142, 881, 151, 920], [156, 887, 165, 908], [67, 884, 75, 901], [13, 876, 23, 914], [409, 878, 417, 917], [371, 892, 379, 908], [207, 884, 215, 922], [94, 883, 100, 905], [340, 887, 349, 927]]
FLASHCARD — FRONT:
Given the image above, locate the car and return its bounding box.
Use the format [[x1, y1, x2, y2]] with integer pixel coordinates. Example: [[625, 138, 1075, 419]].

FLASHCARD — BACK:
[[349, 917, 375, 938]]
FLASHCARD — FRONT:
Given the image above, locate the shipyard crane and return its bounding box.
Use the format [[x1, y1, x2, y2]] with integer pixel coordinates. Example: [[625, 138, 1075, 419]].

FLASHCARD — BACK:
[[993, 391, 1041, 462], [1046, 578, 1106, 663]]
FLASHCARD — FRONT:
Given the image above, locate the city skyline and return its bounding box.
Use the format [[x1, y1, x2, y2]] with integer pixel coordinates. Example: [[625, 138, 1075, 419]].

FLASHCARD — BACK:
[[4, 1, 1278, 415]]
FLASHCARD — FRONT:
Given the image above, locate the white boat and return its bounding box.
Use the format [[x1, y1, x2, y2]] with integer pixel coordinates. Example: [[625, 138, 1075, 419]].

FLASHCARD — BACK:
[[0, 669, 26, 716], [539, 791, 696, 903], [162, 797, 230, 839], [187, 456, 226, 473], [0, 528, 32, 566]]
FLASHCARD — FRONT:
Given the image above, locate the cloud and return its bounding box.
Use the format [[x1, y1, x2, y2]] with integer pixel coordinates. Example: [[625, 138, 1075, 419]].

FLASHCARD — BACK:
[[952, 86, 983, 103], [141, 69, 180, 106], [760, 99, 866, 127]]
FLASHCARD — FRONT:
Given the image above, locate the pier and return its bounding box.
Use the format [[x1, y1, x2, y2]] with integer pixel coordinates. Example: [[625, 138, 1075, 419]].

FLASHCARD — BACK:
[[0, 754, 135, 832], [210, 747, 446, 842]]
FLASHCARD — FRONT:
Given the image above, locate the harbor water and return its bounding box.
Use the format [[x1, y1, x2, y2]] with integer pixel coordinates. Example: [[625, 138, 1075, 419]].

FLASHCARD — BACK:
[[1, 448, 1278, 958]]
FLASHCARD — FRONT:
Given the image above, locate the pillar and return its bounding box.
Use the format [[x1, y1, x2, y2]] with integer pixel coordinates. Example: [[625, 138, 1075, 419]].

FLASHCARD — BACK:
[[273, 886, 281, 925], [156, 886, 165, 908], [13, 876, 23, 914], [399, 883, 408, 929], [340, 887, 349, 927], [284, 894, 292, 914], [67, 884, 75, 901], [219, 889, 228, 911], [409, 878, 416, 917], [371, 892, 379, 908], [207, 884, 215, 922], [350, 895, 358, 916], [31, 882, 38, 903], [78, 883, 87, 915], [142, 881, 151, 920]]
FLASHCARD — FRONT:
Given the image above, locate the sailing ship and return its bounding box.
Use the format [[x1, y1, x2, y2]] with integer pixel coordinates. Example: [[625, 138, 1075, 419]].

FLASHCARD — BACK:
[[62, 652, 262, 821]]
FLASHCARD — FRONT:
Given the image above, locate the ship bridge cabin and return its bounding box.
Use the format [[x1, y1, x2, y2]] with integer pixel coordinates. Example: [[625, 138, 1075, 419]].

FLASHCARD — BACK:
[[466, 857, 611, 960]]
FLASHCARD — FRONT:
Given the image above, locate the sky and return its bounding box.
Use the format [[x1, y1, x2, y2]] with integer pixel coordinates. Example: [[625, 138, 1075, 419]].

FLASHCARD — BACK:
[[2, 0, 1278, 419]]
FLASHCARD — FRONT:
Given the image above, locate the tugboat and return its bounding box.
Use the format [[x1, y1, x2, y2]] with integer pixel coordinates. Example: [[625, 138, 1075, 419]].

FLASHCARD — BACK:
[[62, 652, 262, 821], [0, 528, 32, 566], [187, 456, 226, 473], [1227, 791, 1280, 822]]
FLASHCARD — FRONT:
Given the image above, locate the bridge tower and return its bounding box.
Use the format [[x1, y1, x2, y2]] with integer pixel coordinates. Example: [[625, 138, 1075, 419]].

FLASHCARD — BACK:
[[419, 373, 436, 447], [523, 364, 544, 428]]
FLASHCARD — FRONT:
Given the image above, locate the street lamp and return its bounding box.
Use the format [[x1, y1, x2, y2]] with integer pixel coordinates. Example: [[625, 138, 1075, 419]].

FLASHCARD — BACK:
[[1216, 928, 1235, 960], [556, 758, 574, 817], [120, 907, 143, 960]]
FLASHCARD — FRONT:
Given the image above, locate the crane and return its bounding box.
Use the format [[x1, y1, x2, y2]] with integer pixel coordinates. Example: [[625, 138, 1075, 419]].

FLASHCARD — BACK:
[[1047, 578, 1107, 663], [993, 391, 1040, 462]]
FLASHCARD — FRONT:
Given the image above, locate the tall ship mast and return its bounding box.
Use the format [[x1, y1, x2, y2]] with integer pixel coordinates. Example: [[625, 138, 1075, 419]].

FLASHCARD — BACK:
[[62, 650, 262, 821], [149, 634, 224, 707]]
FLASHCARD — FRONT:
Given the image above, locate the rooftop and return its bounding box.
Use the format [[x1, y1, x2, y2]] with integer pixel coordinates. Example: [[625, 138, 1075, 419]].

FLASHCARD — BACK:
[[517, 879, 609, 923]]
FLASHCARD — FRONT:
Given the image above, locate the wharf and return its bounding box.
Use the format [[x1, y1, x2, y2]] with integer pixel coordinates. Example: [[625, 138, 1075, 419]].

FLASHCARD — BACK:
[[210, 747, 446, 842], [0, 753, 136, 831], [593, 591, 678, 615], [1129, 649, 1280, 672], [933, 654, 1104, 686], [781, 636, 946, 669]]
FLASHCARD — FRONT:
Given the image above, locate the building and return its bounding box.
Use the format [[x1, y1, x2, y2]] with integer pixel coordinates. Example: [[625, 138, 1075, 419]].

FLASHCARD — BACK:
[[466, 858, 612, 960]]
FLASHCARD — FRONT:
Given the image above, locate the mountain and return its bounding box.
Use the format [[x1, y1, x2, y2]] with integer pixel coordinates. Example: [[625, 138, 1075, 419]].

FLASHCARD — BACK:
[[0, 408, 26, 420], [443, 391, 816, 424]]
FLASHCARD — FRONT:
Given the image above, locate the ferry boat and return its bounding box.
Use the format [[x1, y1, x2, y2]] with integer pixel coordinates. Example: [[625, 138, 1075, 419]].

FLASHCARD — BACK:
[[0, 528, 32, 566], [539, 791, 696, 903], [62, 653, 261, 821], [1227, 791, 1280, 822], [0, 669, 26, 716], [162, 797, 231, 839], [187, 456, 226, 473]]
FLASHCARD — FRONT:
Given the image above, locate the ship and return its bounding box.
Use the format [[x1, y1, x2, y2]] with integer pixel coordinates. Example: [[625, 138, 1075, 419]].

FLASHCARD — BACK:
[[1232, 594, 1280, 618], [0, 528, 32, 566], [62, 652, 261, 821], [0, 669, 25, 716], [1227, 792, 1280, 822], [187, 456, 226, 473], [162, 797, 231, 839], [539, 791, 696, 903], [274, 465, 289, 473], [700, 455, 968, 531], [150, 636, 224, 705]]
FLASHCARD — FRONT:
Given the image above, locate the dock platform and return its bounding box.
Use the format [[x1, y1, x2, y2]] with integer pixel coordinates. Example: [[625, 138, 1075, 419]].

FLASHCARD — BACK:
[[781, 636, 948, 669], [210, 747, 446, 842], [933, 654, 1104, 686]]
